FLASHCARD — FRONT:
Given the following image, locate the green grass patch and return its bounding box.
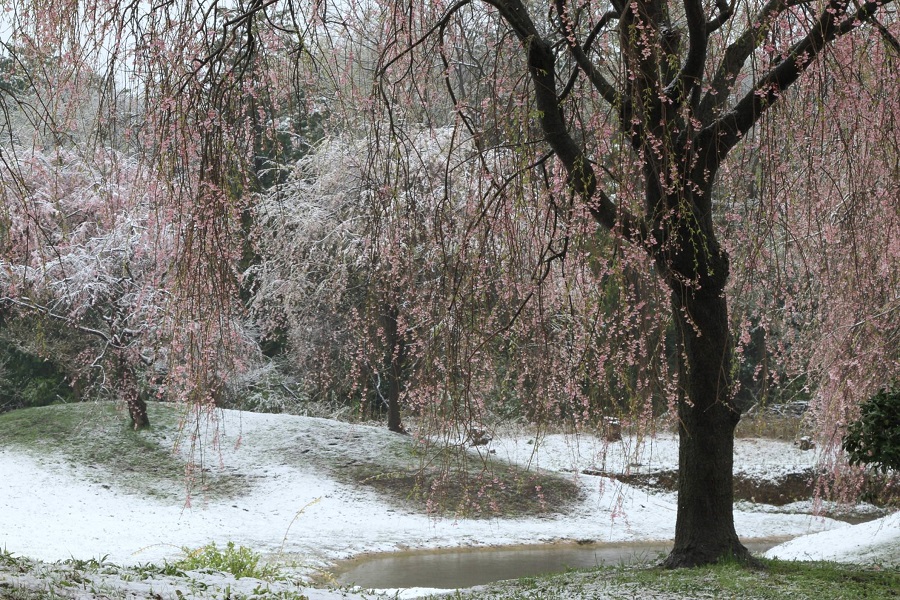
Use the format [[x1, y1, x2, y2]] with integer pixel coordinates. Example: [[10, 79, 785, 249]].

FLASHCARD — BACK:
[[0, 547, 310, 599], [159, 542, 281, 580], [452, 557, 900, 599], [350, 454, 581, 519], [307, 433, 577, 518], [0, 402, 248, 501], [273, 419, 580, 519], [611, 558, 900, 599]]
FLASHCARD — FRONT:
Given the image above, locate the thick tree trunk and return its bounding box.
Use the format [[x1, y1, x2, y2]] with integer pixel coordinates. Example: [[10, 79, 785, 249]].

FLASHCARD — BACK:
[[663, 282, 751, 568]]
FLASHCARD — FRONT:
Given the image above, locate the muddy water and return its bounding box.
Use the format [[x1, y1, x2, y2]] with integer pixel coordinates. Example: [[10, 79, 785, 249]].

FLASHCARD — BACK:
[[332, 538, 790, 589]]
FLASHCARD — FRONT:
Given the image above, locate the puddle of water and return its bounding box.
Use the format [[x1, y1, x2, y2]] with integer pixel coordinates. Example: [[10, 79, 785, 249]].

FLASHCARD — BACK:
[[332, 538, 788, 590]]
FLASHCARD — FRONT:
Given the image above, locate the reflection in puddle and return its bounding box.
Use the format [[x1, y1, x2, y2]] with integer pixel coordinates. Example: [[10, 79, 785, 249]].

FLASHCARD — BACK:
[[333, 538, 788, 589]]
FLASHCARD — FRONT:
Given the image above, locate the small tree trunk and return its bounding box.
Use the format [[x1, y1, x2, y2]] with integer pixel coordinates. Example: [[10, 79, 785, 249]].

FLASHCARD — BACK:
[[663, 283, 751, 568], [382, 303, 406, 434], [117, 354, 149, 430], [126, 388, 150, 430]]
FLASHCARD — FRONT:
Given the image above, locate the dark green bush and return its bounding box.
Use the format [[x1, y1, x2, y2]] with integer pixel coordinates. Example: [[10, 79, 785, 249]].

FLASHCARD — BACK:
[[843, 381, 900, 473], [0, 340, 74, 412]]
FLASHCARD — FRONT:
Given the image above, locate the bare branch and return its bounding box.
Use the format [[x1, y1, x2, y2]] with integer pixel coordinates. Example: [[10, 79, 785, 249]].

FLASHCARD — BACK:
[[697, 0, 811, 122], [553, 0, 621, 106], [706, 0, 735, 33], [489, 0, 645, 241], [663, 0, 709, 107], [1, 296, 124, 348], [702, 0, 896, 166]]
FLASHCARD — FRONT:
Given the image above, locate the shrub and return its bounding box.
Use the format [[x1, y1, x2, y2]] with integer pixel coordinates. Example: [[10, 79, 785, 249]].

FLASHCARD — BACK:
[[843, 382, 900, 473], [167, 542, 279, 580], [0, 337, 75, 412]]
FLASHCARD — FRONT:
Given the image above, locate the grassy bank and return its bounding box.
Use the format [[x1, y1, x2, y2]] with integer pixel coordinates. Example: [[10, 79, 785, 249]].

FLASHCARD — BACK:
[[0, 402, 247, 501], [0, 401, 578, 518], [2, 402, 895, 599]]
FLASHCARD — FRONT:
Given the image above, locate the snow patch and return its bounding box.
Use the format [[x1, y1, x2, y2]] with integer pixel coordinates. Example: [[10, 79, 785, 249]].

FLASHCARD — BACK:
[[765, 511, 900, 565]]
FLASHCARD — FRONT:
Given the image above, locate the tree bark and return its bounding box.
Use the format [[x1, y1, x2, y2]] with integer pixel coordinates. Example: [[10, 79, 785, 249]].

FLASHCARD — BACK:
[[663, 271, 751, 567], [118, 354, 149, 430], [126, 390, 150, 431], [382, 303, 406, 434]]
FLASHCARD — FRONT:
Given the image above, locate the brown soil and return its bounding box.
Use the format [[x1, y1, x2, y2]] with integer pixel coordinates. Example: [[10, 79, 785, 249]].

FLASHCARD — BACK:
[[604, 469, 817, 505], [580, 468, 900, 508]]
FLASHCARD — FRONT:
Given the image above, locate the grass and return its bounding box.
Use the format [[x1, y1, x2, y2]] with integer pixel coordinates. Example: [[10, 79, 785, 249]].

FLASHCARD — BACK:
[[0, 546, 310, 600], [162, 542, 282, 580], [611, 558, 900, 600], [354, 463, 580, 518], [1, 404, 897, 600], [0, 400, 577, 518], [9, 540, 894, 600], [444, 557, 900, 599], [4, 546, 899, 600], [2, 403, 895, 599], [342, 437, 581, 518], [0, 401, 248, 501], [735, 413, 807, 442], [272, 416, 581, 519]]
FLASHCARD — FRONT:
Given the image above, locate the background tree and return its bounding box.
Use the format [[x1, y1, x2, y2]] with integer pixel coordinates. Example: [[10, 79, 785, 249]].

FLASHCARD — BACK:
[[0, 146, 174, 427], [252, 129, 495, 433], [0, 0, 291, 414]]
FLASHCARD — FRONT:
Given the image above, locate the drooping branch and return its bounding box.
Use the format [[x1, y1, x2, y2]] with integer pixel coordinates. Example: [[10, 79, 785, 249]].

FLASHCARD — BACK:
[[488, 0, 645, 243], [376, 0, 473, 81], [553, 0, 621, 106], [869, 14, 900, 54], [618, 0, 658, 96], [703, 0, 896, 166], [697, 0, 811, 122], [191, 0, 279, 75]]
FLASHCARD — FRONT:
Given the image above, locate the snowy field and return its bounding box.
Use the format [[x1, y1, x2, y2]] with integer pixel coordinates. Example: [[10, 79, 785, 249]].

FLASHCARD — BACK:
[[1, 406, 897, 599]]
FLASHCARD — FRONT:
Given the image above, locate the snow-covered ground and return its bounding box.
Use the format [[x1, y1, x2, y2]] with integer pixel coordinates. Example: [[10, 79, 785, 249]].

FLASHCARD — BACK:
[[764, 510, 900, 565], [1, 408, 897, 599]]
